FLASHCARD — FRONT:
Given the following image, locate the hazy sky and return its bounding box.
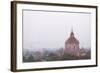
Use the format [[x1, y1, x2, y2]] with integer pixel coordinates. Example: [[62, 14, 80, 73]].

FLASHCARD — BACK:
[[23, 10, 91, 49]]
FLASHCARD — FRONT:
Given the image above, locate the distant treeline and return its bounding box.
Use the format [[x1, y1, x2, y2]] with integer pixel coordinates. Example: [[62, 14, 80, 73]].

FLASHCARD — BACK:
[[23, 48, 91, 62]]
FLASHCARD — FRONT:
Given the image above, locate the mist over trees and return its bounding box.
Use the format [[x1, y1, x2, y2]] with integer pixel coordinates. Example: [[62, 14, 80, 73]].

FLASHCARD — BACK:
[[23, 48, 91, 62]]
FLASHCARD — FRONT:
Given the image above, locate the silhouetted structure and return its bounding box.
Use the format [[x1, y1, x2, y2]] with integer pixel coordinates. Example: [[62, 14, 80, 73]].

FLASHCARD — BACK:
[[65, 30, 80, 56]]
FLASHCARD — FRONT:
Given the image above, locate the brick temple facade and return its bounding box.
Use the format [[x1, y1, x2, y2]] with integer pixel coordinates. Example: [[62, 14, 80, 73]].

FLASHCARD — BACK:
[[65, 30, 81, 57]]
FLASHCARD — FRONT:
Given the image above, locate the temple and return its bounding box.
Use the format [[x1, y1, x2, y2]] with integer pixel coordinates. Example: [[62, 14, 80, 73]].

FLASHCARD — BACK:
[[64, 30, 81, 57]]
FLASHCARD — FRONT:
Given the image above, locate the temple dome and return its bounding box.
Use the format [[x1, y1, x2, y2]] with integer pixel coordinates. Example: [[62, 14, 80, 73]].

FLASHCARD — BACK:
[[65, 31, 79, 44]]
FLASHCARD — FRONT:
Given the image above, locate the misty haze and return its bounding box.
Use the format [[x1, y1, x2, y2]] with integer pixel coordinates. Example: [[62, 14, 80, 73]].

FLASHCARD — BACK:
[[22, 10, 91, 62]]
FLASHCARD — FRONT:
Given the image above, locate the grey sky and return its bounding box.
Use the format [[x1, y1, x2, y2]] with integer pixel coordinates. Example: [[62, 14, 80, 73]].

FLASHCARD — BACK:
[[23, 10, 91, 49]]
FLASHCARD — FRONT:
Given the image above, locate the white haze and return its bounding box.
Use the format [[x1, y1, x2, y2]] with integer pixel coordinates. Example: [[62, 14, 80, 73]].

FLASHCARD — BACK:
[[23, 10, 91, 50]]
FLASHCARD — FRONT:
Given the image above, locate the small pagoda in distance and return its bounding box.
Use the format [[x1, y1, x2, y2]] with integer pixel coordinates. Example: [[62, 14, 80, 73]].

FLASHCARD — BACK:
[[64, 30, 86, 57]]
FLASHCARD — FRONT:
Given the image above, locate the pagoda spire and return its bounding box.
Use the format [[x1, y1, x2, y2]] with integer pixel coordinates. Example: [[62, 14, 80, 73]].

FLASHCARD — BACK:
[[70, 27, 74, 37]]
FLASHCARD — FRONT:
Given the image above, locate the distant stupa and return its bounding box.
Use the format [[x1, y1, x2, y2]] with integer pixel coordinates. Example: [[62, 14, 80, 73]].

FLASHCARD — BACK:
[[64, 30, 80, 56]]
